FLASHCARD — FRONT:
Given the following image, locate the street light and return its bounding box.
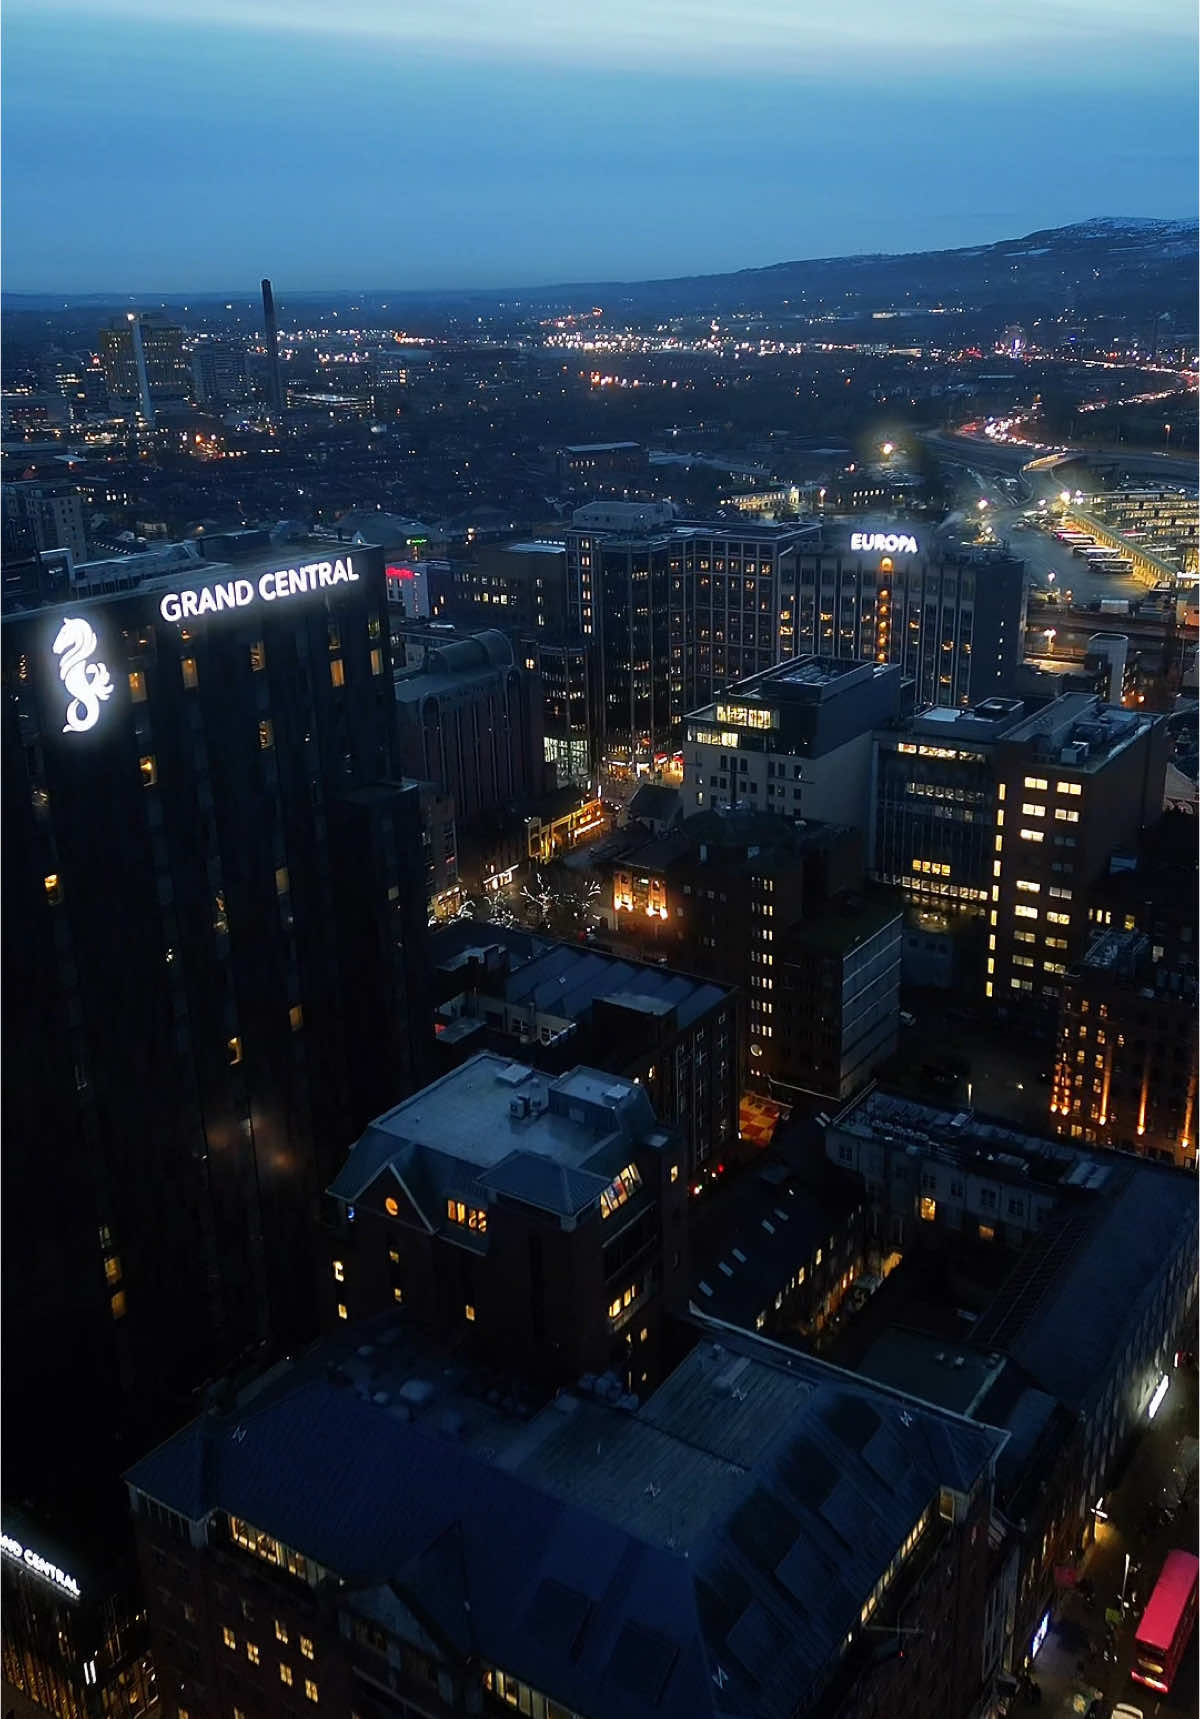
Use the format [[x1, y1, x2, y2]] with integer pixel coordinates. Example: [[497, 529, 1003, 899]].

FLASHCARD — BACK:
[[1059, 489, 1071, 505], [1044, 628, 1057, 653], [977, 498, 989, 510], [881, 441, 895, 457]]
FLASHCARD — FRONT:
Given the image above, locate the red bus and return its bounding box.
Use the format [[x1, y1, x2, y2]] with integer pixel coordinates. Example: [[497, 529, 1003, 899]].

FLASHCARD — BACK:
[[1131, 1548, 1199, 1694]]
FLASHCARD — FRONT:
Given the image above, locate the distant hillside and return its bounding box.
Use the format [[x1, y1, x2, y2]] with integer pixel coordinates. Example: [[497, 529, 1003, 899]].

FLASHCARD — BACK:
[[3, 218, 1196, 327], [526, 217, 1199, 321]]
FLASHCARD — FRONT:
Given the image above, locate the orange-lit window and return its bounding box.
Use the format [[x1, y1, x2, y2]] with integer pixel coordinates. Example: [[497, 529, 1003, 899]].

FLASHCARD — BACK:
[[139, 754, 157, 787], [128, 669, 147, 702], [279, 1664, 293, 1686], [336, 1303, 348, 1321], [104, 1255, 122, 1286], [289, 1004, 303, 1033], [919, 1196, 936, 1222], [370, 648, 384, 676], [43, 873, 62, 904], [329, 659, 345, 688], [110, 1290, 126, 1320], [227, 1036, 243, 1066], [181, 657, 199, 689], [332, 1261, 344, 1283], [464, 1304, 476, 1323], [384, 1196, 399, 1217]]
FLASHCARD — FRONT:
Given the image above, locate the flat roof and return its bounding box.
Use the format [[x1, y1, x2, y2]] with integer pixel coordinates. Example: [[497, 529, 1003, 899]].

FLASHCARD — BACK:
[[328, 1053, 663, 1219]]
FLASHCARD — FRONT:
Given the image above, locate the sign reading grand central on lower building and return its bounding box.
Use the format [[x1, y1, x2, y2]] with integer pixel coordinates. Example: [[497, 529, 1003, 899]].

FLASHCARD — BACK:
[[158, 554, 360, 623]]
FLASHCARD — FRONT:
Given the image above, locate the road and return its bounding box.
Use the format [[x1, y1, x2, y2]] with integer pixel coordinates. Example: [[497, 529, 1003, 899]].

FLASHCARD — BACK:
[[1028, 1364, 1199, 1719]]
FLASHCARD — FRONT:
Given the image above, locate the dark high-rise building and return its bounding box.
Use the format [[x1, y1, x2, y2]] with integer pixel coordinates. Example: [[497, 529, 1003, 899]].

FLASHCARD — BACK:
[[261, 278, 283, 413], [98, 314, 189, 420], [565, 512, 815, 768], [2, 540, 430, 1525], [1051, 929, 1197, 1165], [190, 338, 251, 409], [790, 527, 1026, 708], [392, 626, 546, 823]]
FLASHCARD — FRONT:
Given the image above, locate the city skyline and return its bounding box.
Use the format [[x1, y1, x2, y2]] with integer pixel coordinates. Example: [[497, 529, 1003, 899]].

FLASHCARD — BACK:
[[2, 0, 1196, 293]]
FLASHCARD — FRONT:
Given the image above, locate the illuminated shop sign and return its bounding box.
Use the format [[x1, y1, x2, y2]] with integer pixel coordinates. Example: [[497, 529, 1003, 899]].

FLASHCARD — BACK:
[[158, 556, 359, 623], [850, 532, 919, 555], [53, 617, 114, 735], [1, 1532, 82, 1600]]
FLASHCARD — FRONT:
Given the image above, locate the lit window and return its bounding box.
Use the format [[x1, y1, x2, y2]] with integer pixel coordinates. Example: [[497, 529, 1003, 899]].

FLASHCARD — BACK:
[[1055, 780, 1082, 796], [388, 1248, 400, 1264], [464, 1304, 476, 1323], [670, 1165, 679, 1184], [304, 1680, 319, 1704], [1054, 807, 1080, 823], [104, 1254, 122, 1286], [1015, 905, 1039, 919], [384, 1197, 399, 1217], [43, 873, 62, 904], [275, 1620, 289, 1644], [1016, 879, 1040, 894], [336, 1302, 348, 1321], [392, 1287, 403, 1303], [181, 657, 199, 689], [246, 1643, 260, 1665], [1020, 829, 1044, 843], [250, 640, 266, 672], [223, 1627, 237, 1650], [445, 1199, 487, 1233], [139, 754, 157, 787], [370, 647, 384, 676], [1024, 776, 1048, 790], [300, 1638, 314, 1660], [1047, 910, 1070, 925], [289, 1004, 304, 1033], [919, 1196, 936, 1222], [600, 1163, 643, 1218], [227, 1036, 243, 1066], [329, 659, 345, 688], [279, 1665, 293, 1686], [1020, 803, 1046, 818], [128, 669, 147, 702], [275, 866, 290, 895], [332, 1260, 345, 1283], [110, 1290, 126, 1320], [258, 719, 274, 750], [979, 1224, 995, 1241]]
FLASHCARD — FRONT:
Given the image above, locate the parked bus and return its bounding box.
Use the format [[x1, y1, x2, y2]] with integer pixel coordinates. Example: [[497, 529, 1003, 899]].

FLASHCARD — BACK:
[[1131, 1548, 1199, 1695]]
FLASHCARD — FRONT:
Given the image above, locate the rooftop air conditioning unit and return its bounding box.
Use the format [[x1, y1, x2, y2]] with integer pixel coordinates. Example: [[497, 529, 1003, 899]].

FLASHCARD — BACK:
[[509, 1095, 531, 1119]]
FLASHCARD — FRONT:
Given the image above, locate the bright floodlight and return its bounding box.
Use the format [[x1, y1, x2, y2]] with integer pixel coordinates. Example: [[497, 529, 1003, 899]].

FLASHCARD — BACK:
[[881, 441, 895, 456], [1060, 490, 1071, 504]]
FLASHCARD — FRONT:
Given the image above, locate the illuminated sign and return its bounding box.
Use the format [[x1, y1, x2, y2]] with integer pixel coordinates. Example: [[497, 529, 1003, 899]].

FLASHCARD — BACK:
[[158, 556, 359, 624], [53, 617, 114, 735], [850, 531, 919, 555], [1, 1532, 82, 1600], [387, 564, 416, 580]]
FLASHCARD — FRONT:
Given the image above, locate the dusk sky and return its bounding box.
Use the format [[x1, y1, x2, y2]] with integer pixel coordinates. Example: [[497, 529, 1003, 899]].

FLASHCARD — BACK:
[[2, 0, 1196, 294]]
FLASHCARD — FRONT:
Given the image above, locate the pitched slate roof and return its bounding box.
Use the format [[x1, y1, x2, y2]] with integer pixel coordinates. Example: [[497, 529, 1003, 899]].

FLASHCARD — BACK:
[[127, 1325, 1004, 1719]]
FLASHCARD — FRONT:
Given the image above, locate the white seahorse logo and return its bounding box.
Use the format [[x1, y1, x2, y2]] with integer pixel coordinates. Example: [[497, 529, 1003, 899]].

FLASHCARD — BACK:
[[53, 617, 115, 734]]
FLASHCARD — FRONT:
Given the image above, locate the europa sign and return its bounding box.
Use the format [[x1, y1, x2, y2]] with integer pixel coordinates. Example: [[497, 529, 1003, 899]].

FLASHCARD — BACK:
[[1, 1532, 82, 1600], [158, 555, 360, 624], [850, 531, 919, 555]]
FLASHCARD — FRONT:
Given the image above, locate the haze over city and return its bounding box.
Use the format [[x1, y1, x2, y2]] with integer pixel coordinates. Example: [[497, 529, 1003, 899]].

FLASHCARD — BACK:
[[2, 0, 1197, 292]]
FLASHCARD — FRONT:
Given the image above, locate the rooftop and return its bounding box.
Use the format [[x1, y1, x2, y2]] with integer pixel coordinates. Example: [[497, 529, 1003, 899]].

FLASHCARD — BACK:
[[126, 1323, 1003, 1719], [328, 1053, 667, 1221], [832, 1091, 1197, 1414], [432, 922, 731, 1037], [998, 692, 1158, 772]]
